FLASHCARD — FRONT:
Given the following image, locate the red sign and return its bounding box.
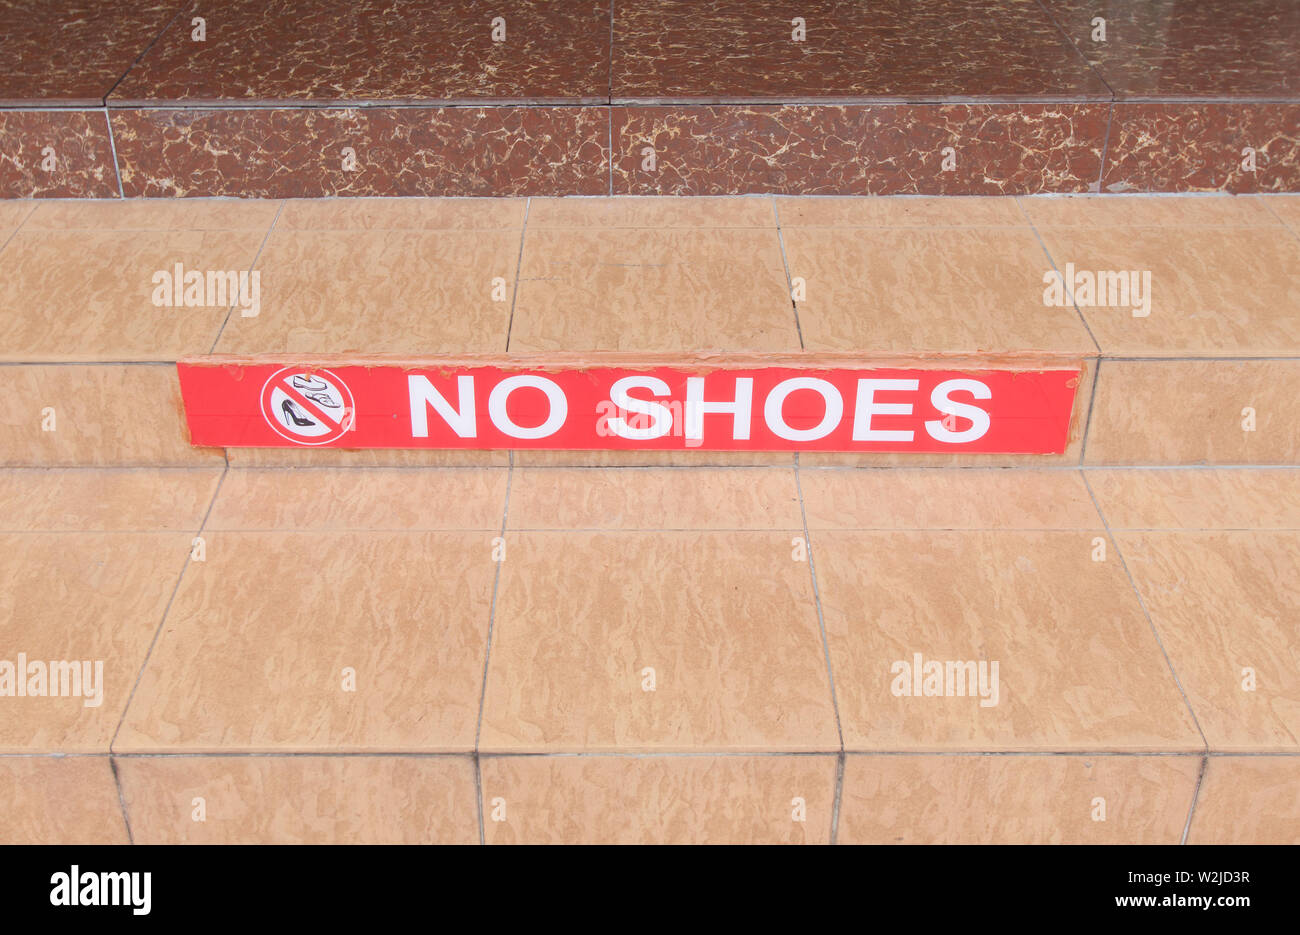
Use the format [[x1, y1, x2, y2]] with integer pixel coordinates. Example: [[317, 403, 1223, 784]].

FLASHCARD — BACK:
[[177, 360, 1080, 453]]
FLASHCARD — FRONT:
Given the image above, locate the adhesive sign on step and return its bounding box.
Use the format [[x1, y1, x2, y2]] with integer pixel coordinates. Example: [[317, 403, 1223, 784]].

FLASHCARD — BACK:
[[178, 361, 1081, 454]]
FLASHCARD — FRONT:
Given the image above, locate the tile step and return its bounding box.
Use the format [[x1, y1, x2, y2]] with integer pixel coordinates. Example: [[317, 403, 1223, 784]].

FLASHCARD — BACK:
[[2, 194, 1298, 467], [2, 465, 1298, 842], [3, 1, 1298, 196]]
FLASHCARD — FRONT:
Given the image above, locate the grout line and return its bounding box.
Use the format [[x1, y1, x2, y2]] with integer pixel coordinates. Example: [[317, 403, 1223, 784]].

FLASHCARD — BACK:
[[109, 756, 135, 844], [0, 202, 36, 257], [771, 197, 804, 349], [1014, 194, 1102, 355], [102, 107, 126, 198], [1098, 101, 1115, 192], [1081, 471, 1211, 753], [13, 749, 1270, 760], [830, 750, 845, 845], [109, 464, 229, 753], [473, 751, 486, 846], [207, 199, 284, 353], [7, 354, 1300, 366], [607, 107, 614, 196], [1079, 355, 1102, 465], [1032, 0, 1118, 103], [503, 199, 531, 352], [100, 5, 188, 105], [1259, 196, 1300, 244], [4, 525, 1294, 535], [1180, 754, 1209, 845], [793, 454, 845, 754], [474, 452, 514, 844], [607, 0, 615, 194]]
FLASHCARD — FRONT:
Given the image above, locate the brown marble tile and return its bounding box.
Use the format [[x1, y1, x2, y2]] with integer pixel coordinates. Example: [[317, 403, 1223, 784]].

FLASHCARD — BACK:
[[1041, 0, 1300, 99], [612, 0, 1108, 101], [1084, 360, 1300, 465], [479, 531, 838, 753], [111, 107, 609, 198], [112, 0, 609, 104], [508, 467, 801, 530], [814, 529, 1203, 752], [799, 469, 1102, 530], [1102, 103, 1300, 194], [0, 110, 119, 198], [208, 468, 506, 531], [481, 754, 836, 844], [1188, 756, 1300, 844], [0, 1, 181, 105], [509, 227, 799, 352], [1086, 469, 1300, 530], [839, 754, 1199, 844], [613, 104, 1108, 195], [0, 467, 220, 531], [0, 365, 223, 467], [118, 755, 478, 843], [1115, 531, 1300, 753], [114, 530, 496, 754], [0, 757, 128, 844], [0, 530, 192, 753]]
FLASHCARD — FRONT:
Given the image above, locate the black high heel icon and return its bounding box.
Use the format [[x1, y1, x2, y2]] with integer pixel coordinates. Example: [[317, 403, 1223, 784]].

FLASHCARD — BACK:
[[281, 399, 316, 428]]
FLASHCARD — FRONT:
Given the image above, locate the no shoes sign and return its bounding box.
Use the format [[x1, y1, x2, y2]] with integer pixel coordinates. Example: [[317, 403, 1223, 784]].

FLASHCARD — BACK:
[[177, 360, 1080, 453]]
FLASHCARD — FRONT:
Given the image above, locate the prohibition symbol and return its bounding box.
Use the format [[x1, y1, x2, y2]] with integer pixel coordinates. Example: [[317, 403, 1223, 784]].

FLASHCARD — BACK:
[[260, 368, 355, 445]]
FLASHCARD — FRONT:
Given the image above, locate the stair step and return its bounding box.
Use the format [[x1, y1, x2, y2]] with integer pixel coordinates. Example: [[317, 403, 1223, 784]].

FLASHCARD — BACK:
[[2, 464, 1298, 843], [2, 194, 1298, 466], [4, 0, 1298, 198]]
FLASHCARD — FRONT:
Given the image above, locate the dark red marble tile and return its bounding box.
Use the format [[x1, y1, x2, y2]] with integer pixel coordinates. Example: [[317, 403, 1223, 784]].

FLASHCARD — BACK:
[[1041, 0, 1300, 99], [612, 104, 1107, 195], [1102, 102, 1300, 193], [110, 0, 609, 104], [0, 1, 183, 105], [110, 107, 609, 197], [0, 110, 120, 197], [612, 0, 1109, 102]]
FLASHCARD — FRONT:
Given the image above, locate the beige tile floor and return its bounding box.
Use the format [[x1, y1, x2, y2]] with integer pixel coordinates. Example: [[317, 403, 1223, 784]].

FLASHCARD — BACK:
[[1, 463, 1295, 843], [0, 193, 1297, 843], [1, 194, 1296, 468]]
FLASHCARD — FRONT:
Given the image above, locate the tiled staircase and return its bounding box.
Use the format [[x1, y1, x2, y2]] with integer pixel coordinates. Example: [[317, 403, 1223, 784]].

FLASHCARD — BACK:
[[2, 0, 1299, 846], [2, 192, 1298, 844], [3, 0, 1299, 198]]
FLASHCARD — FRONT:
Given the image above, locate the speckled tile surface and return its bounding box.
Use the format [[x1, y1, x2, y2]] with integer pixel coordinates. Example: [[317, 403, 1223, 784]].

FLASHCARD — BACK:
[[1041, 0, 1300, 99], [0, 110, 120, 198], [612, 103, 1109, 195], [0, 0, 181, 105], [110, 107, 611, 198], [612, 0, 1109, 101], [110, 0, 610, 105]]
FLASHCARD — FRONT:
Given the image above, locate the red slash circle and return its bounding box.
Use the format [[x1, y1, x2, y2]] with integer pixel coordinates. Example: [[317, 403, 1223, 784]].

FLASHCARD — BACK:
[[259, 368, 356, 445]]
